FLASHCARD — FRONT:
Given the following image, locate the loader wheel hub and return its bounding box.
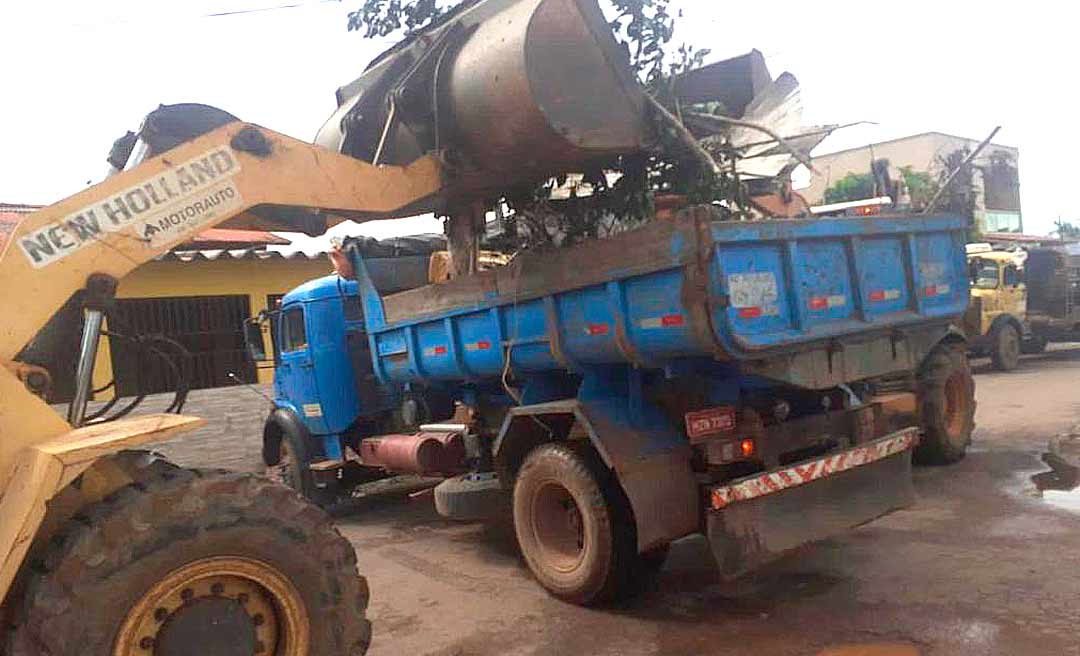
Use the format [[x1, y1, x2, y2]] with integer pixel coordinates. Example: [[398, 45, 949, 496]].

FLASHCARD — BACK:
[[114, 557, 308, 656]]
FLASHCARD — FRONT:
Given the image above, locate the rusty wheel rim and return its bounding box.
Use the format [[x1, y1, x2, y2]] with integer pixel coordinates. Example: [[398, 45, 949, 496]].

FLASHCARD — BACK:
[[113, 556, 309, 656], [530, 481, 586, 573], [943, 372, 968, 443]]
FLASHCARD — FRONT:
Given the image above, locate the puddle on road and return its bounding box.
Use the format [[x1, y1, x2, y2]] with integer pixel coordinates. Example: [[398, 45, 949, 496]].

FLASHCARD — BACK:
[[816, 644, 920, 656], [1031, 451, 1080, 512]]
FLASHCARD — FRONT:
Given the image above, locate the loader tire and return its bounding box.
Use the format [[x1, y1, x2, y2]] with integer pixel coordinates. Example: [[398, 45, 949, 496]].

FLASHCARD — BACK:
[[990, 323, 1021, 371], [512, 442, 639, 606], [915, 345, 976, 465], [5, 467, 370, 656]]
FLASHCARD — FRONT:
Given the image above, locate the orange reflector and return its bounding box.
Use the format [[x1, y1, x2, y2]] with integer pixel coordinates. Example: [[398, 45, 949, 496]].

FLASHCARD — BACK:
[[740, 439, 755, 457]]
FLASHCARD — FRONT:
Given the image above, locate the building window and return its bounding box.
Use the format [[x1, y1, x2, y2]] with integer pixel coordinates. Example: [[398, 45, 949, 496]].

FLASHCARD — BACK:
[[984, 211, 1023, 233]]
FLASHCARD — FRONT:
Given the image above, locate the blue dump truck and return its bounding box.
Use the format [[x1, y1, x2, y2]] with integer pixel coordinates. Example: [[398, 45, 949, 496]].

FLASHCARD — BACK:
[[249, 207, 974, 605]]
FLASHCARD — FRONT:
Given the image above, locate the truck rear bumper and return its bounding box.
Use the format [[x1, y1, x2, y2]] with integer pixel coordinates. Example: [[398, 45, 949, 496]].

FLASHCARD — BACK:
[[706, 427, 917, 577]]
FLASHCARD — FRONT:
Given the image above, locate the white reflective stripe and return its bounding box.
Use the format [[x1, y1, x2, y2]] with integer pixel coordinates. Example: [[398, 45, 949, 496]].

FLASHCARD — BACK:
[[710, 428, 918, 510]]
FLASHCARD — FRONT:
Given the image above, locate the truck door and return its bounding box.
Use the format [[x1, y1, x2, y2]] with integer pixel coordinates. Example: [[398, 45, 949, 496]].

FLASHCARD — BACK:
[[1002, 264, 1027, 319], [275, 303, 329, 434]]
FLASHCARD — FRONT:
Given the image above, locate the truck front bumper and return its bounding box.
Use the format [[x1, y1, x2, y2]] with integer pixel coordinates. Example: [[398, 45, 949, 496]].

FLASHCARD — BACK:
[[706, 427, 918, 577]]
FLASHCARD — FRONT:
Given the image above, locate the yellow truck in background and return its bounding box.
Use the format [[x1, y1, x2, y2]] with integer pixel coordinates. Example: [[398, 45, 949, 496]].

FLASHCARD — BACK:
[[964, 243, 1080, 370]]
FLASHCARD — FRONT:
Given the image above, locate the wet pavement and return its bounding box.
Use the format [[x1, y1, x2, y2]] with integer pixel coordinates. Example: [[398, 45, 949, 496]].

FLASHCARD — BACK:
[[120, 345, 1080, 655], [342, 344, 1080, 656]]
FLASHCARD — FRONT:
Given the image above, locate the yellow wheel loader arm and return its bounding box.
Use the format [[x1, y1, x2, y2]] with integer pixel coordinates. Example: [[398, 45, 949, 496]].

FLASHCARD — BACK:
[[0, 121, 443, 604]]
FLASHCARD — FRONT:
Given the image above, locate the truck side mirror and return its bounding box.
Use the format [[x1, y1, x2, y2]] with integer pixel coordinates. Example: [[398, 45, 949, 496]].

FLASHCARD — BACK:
[[243, 319, 268, 362]]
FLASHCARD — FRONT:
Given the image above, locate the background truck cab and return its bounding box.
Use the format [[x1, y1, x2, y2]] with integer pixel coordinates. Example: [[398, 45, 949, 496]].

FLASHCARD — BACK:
[[964, 243, 1080, 370], [964, 245, 1031, 370]]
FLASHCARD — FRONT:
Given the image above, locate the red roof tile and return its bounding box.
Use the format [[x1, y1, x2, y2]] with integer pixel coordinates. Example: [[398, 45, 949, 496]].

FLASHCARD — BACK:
[[184, 228, 290, 246]]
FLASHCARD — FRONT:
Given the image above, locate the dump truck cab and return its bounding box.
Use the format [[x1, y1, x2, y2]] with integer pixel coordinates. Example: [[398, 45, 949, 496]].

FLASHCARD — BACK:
[[270, 276, 372, 448], [257, 263, 462, 504], [964, 245, 1031, 370]]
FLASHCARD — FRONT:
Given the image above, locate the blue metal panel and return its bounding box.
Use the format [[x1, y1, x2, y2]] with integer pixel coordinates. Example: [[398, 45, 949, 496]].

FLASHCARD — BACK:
[[276, 303, 330, 435], [502, 299, 556, 372], [799, 240, 855, 323], [458, 309, 502, 377], [556, 284, 623, 365], [623, 270, 698, 360], [306, 294, 362, 435], [857, 236, 911, 318], [354, 214, 970, 388], [713, 244, 791, 335]]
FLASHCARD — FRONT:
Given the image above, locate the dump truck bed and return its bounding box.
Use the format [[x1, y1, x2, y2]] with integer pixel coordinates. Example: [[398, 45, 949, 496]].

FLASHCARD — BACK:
[[355, 209, 969, 388]]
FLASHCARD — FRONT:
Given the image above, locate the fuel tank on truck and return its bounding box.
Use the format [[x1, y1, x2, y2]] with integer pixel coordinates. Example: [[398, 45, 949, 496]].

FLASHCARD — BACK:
[[315, 0, 649, 207]]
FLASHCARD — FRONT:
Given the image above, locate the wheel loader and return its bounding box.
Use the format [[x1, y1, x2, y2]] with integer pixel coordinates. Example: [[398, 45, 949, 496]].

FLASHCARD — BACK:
[[0, 116, 447, 654]]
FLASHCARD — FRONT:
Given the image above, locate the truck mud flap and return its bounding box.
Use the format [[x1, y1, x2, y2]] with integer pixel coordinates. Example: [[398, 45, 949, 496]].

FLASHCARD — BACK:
[[706, 428, 917, 578]]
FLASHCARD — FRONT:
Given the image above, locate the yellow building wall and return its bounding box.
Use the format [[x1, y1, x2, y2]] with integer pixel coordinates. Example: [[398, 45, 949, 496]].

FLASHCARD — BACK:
[[93, 256, 332, 394]]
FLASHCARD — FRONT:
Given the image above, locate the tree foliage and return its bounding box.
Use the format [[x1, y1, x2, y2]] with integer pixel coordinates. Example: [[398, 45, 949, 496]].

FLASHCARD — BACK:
[[900, 166, 936, 208], [823, 172, 874, 205], [934, 147, 976, 218], [1054, 220, 1080, 239]]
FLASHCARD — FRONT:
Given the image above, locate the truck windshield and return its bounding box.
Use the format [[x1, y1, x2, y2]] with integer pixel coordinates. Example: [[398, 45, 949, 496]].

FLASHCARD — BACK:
[[969, 259, 1000, 289]]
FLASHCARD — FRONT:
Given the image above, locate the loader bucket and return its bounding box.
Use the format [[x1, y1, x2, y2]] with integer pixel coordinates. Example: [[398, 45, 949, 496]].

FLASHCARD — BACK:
[[318, 0, 649, 203]]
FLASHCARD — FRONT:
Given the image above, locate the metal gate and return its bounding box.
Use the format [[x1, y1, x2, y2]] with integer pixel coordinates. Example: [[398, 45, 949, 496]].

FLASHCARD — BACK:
[[108, 295, 256, 396]]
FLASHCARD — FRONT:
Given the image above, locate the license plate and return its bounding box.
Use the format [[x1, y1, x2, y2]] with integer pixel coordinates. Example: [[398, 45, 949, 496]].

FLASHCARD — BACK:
[[685, 406, 737, 440]]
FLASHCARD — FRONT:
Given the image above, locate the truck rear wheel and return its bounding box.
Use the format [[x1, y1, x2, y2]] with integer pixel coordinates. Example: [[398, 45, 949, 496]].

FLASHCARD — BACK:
[[512, 442, 638, 606], [991, 323, 1021, 371], [916, 345, 976, 465], [5, 468, 370, 656]]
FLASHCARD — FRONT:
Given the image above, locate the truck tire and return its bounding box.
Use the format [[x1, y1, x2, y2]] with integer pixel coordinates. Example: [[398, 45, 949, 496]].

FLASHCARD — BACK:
[[434, 472, 509, 521], [916, 345, 976, 465], [512, 442, 638, 606], [990, 323, 1021, 371], [265, 415, 340, 508], [5, 468, 370, 656]]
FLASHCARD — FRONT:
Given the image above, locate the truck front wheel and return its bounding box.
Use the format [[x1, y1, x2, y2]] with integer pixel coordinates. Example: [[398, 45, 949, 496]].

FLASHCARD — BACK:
[[5, 468, 370, 656], [916, 345, 976, 465], [264, 417, 339, 508], [512, 442, 638, 606], [991, 323, 1021, 371]]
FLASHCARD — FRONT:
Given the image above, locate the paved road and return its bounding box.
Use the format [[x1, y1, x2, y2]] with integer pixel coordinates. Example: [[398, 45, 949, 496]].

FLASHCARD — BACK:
[[128, 346, 1080, 656]]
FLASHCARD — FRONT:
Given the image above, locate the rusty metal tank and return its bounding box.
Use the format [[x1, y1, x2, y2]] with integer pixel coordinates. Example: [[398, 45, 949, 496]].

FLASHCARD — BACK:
[[359, 431, 466, 475], [316, 0, 648, 205]]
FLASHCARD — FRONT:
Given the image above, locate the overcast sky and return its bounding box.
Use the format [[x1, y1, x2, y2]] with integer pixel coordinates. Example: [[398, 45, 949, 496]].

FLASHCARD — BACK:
[[1, 0, 1074, 238]]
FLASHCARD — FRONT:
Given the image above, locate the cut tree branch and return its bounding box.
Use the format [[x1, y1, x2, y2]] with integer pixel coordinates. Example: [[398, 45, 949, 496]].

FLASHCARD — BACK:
[[684, 111, 819, 175]]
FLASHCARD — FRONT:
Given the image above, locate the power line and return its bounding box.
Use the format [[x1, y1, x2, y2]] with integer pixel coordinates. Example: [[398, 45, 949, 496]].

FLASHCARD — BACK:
[[14, 0, 342, 30], [202, 0, 338, 18]]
